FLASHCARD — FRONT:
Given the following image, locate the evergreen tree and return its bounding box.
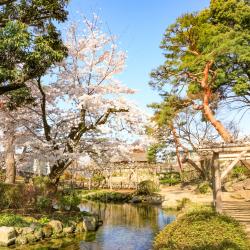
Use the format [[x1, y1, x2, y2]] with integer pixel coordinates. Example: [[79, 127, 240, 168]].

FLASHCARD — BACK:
[[0, 0, 69, 97], [150, 0, 250, 143]]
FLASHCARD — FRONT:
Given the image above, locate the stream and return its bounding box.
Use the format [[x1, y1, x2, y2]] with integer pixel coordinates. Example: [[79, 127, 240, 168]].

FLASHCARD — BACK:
[[12, 202, 176, 250]]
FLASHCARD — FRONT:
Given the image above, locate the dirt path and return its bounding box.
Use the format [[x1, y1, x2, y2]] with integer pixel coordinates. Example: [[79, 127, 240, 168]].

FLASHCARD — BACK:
[[159, 185, 212, 208]]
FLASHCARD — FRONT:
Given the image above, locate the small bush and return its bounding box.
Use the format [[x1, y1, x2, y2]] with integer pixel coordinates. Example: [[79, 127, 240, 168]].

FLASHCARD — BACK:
[[0, 183, 24, 209], [32, 176, 52, 195], [197, 182, 212, 194], [91, 173, 105, 188], [176, 197, 191, 211], [57, 189, 81, 210], [154, 208, 249, 250], [137, 180, 159, 195], [159, 172, 181, 186], [232, 165, 249, 179], [37, 216, 50, 225], [0, 213, 30, 227], [36, 195, 52, 212]]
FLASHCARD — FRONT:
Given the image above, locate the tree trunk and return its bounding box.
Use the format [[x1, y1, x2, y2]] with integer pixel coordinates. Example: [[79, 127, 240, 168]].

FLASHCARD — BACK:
[[169, 123, 183, 172], [183, 158, 206, 180], [203, 104, 233, 143], [5, 125, 16, 184], [200, 61, 233, 143], [48, 158, 73, 184]]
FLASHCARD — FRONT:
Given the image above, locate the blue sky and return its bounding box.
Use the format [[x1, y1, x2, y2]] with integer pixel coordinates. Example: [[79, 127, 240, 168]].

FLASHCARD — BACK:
[[66, 0, 210, 110], [64, 0, 249, 134]]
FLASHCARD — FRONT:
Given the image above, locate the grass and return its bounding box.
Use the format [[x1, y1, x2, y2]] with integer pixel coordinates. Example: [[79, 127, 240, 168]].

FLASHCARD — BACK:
[[154, 207, 249, 250], [0, 213, 33, 227], [0, 210, 92, 228]]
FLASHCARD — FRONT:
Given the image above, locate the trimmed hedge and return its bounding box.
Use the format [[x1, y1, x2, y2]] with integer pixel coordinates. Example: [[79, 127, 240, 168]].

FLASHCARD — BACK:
[[154, 209, 249, 250]]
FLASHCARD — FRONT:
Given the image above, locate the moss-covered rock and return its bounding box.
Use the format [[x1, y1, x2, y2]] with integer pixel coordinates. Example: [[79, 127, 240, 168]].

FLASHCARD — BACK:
[[48, 220, 63, 234], [15, 235, 28, 245], [26, 233, 37, 243], [42, 225, 53, 238]]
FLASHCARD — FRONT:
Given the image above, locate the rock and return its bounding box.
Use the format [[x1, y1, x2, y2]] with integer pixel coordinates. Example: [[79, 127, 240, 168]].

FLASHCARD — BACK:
[[0, 226, 16, 246], [82, 216, 97, 231], [98, 220, 103, 226], [42, 225, 53, 238], [34, 228, 44, 240], [130, 196, 141, 203], [64, 205, 71, 211], [48, 220, 63, 234], [63, 226, 74, 234], [145, 195, 163, 204], [76, 222, 84, 233], [15, 235, 28, 245], [69, 221, 77, 231], [15, 227, 23, 235], [21, 227, 34, 235], [26, 233, 37, 243]]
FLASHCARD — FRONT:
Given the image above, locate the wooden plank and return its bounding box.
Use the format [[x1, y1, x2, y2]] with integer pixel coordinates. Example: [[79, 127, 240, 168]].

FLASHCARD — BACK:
[[199, 145, 250, 153], [221, 150, 248, 180]]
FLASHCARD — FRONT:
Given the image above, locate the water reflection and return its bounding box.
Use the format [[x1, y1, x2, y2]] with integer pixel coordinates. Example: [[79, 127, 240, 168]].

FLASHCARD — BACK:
[[10, 202, 175, 250], [78, 202, 175, 250]]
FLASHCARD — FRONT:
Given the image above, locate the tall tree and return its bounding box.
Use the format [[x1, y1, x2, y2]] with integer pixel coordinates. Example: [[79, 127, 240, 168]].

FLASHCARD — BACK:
[[0, 0, 68, 97], [150, 0, 250, 143], [5, 17, 148, 184]]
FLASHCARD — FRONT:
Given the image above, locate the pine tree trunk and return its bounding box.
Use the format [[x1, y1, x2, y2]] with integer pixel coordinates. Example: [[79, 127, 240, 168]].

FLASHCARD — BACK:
[[5, 125, 16, 184], [203, 104, 233, 143], [201, 61, 233, 143]]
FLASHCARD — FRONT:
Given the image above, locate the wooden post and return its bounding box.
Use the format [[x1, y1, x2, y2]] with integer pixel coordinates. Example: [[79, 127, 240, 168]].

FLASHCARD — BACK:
[[212, 152, 222, 213]]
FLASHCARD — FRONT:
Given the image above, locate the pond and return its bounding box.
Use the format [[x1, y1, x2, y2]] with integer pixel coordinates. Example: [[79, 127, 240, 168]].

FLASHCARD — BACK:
[[10, 202, 176, 250]]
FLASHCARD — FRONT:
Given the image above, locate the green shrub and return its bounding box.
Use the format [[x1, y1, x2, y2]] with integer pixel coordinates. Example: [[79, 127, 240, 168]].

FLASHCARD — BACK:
[[32, 176, 52, 195], [91, 173, 105, 188], [159, 172, 181, 186], [154, 209, 249, 250], [176, 197, 191, 211], [137, 180, 159, 195], [0, 183, 24, 209], [86, 192, 132, 203], [232, 165, 249, 179], [197, 182, 212, 194], [58, 190, 81, 210], [37, 216, 50, 225], [36, 195, 52, 212], [0, 213, 30, 227]]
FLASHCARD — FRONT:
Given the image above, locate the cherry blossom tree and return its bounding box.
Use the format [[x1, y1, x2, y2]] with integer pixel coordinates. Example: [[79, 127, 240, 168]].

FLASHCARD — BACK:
[[0, 16, 148, 185]]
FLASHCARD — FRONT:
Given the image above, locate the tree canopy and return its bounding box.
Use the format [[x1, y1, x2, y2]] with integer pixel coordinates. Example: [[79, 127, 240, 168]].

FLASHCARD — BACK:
[[0, 0, 69, 98], [150, 0, 250, 143]]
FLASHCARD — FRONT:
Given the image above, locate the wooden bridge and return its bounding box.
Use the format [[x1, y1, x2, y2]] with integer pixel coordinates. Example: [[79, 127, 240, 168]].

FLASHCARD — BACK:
[[223, 201, 250, 239], [198, 143, 250, 238]]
